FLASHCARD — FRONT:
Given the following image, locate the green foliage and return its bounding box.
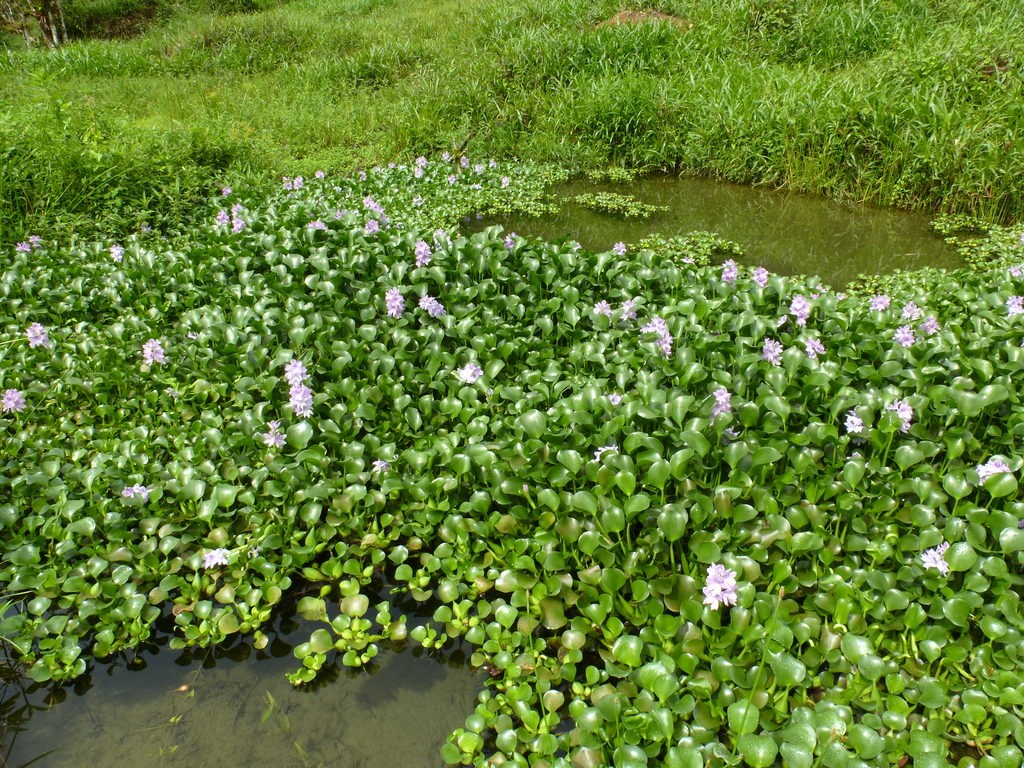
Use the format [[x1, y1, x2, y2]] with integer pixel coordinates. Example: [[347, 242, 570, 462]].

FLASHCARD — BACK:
[[3, 161, 1024, 765], [1, 0, 1024, 243], [571, 191, 668, 219], [635, 231, 743, 267]]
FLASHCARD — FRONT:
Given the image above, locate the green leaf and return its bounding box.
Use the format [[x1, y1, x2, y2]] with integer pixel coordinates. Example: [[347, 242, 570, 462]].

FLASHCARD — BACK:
[[308, 628, 334, 654], [985, 472, 1018, 498], [287, 421, 314, 449], [945, 542, 977, 572], [999, 528, 1024, 553], [847, 724, 884, 759], [737, 734, 778, 768], [612, 635, 643, 667], [728, 700, 760, 735], [518, 409, 547, 438], [769, 652, 806, 686]]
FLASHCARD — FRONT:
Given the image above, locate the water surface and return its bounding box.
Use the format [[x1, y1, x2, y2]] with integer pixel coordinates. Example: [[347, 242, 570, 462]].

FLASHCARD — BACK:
[[1, 594, 480, 768], [483, 176, 960, 286]]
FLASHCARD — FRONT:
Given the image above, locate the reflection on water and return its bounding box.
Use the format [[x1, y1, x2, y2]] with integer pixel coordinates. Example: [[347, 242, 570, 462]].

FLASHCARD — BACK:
[[480, 176, 960, 286], [1, 590, 480, 768]]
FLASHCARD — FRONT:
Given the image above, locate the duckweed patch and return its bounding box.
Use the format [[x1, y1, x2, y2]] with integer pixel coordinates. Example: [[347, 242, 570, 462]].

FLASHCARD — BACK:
[[3, 160, 1024, 767]]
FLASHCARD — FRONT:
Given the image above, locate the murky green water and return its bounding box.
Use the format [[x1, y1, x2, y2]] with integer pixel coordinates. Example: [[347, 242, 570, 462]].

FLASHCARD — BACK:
[[481, 176, 961, 286], [1, 594, 480, 768]]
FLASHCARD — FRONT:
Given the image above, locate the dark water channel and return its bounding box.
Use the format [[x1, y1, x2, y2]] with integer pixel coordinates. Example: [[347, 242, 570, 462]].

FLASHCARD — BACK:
[[481, 176, 961, 286], [1, 591, 480, 768]]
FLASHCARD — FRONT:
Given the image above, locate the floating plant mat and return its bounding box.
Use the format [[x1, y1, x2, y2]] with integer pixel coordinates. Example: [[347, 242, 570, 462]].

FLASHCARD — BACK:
[[1, 593, 480, 768], [476, 176, 962, 286]]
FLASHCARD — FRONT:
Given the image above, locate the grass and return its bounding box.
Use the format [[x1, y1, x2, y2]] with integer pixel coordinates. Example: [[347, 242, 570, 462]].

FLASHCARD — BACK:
[[1, 0, 1023, 243]]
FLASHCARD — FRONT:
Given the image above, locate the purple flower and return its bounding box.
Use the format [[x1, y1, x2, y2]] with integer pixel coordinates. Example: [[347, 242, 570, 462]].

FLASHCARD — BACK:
[[315, 170, 326, 178], [385, 287, 405, 318], [231, 217, 246, 233], [292, 176, 304, 190], [284, 359, 309, 387], [142, 339, 166, 365], [203, 548, 230, 568], [1007, 296, 1024, 316], [593, 300, 613, 318], [869, 295, 891, 311], [762, 338, 783, 366], [365, 219, 380, 235], [920, 542, 950, 576], [262, 420, 286, 448], [790, 295, 811, 327], [26, 323, 49, 348], [447, 174, 457, 185], [15, 241, 31, 253], [28, 234, 42, 247], [220, 186, 233, 196], [620, 299, 637, 321], [371, 459, 390, 474], [977, 458, 1012, 481], [711, 388, 732, 417], [752, 267, 769, 288], [845, 410, 866, 435], [901, 302, 922, 321], [415, 156, 428, 168], [2, 389, 26, 413], [501, 176, 510, 188], [641, 316, 673, 357], [504, 233, 516, 250], [289, 383, 314, 418], [1010, 265, 1023, 278], [110, 244, 124, 262], [414, 239, 432, 267], [413, 166, 424, 178], [455, 362, 484, 384], [702, 563, 739, 610], [460, 155, 470, 168], [474, 163, 485, 174], [919, 316, 940, 335], [593, 444, 618, 462], [721, 259, 738, 285], [419, 295, 446, 317], [894, 325, 916, 347], [122, 484, 150, 502], [613, 242, 627, 256], [216, 209, 230, 226], [608, 393, 623, 406], [442, 151, 452, 162], [804, 338, 825, 360], [886, 399, 913, 432], [308, 220, 327, 230], [363, 196, 384, 215]]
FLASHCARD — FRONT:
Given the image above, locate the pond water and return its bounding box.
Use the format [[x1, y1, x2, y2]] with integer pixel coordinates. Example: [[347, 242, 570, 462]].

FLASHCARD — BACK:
[[480, 176, 961, 286], [1, 592, 481, 768]]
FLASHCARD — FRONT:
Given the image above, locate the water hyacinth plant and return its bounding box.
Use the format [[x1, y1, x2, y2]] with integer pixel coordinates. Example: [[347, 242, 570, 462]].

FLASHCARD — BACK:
[[1, 159, 1024, 768]]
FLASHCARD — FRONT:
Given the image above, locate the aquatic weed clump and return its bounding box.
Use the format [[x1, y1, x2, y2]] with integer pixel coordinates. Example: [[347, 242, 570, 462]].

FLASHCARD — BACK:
[[2, 160, 1024, 767], [572, 191, 669, 219]]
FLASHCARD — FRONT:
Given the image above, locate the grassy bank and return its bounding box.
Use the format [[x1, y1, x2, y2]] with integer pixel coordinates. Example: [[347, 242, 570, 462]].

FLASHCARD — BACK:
[[2, 0, 1024, 244]]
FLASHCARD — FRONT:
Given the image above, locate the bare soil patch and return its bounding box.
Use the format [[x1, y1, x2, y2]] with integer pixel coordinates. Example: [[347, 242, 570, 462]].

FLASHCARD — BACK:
[[598, 10, 692, 30]]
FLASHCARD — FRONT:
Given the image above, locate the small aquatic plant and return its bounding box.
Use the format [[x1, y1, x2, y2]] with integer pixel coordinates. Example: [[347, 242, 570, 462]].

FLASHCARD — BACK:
[[572, 191, 668, 219]]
